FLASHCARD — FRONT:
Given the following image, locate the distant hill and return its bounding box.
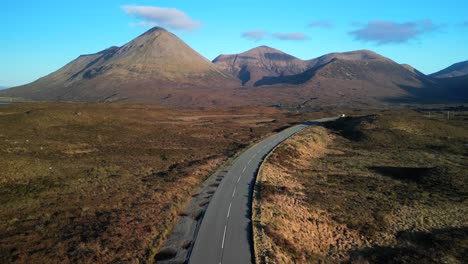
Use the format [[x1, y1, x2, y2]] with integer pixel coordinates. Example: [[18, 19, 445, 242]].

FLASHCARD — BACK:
[[430, 60, 468, 78], [2, 27, 467, 108], [213, 46, 309, 86], [214, 47, 453, 108]]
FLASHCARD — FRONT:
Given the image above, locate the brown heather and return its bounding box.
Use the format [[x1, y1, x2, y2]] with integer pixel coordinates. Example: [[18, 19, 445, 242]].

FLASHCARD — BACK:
[[254, 110, 468, 263], [0, 102, 316, 263]]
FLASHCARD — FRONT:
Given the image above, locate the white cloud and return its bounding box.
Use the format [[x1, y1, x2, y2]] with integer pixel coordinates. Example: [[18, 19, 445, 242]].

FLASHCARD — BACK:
[[349, 20, 439, 44], [122, 5, 201, 31], [241, 30, 268, 41]]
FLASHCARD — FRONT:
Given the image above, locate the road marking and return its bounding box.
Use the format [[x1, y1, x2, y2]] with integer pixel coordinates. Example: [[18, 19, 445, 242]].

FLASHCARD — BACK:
[[237, 175, 242, 183], [227, 203, 232, 218], [221, 225, 227, 249], [232, 187, 236, 197], [253, 153, 257, 158], [242, 166, 246, 173], [248, 159, 252, 165]]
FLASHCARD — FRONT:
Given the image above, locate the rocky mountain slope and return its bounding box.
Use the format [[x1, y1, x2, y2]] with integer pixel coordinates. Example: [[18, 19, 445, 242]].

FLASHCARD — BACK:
[[212, 46, 309, 86]]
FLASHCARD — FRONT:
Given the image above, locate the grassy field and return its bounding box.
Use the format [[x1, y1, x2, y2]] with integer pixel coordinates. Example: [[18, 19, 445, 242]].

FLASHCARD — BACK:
[[254, 110, 468, 263], [0, 103, 320, 263]]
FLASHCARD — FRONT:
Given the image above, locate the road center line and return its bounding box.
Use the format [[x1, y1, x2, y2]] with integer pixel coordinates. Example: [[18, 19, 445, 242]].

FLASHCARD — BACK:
[[232, 187, 236, 197], [221, 225, 227, 249], [237, 175, 242, 183], [227, 203, 232, 218], [242, 166, 246, 173], [247, 159, 252, 165]]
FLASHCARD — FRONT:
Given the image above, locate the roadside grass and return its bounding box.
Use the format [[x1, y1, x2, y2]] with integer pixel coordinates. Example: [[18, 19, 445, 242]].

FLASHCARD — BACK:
[[254, 110, 468, 263], [0, 103, 316, 263]]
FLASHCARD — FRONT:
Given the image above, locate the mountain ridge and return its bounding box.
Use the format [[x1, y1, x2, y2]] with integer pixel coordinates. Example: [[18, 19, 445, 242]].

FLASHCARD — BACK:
[[430, 60, 468, 78]]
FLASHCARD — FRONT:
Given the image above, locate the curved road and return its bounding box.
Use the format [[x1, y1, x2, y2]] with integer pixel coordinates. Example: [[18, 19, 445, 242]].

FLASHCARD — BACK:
[[189, 117, 338, 264]]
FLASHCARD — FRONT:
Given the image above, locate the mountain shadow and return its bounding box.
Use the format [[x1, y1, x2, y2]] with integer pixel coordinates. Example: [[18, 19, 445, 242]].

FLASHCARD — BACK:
[[347, 227, 468, 263], [253, 61, 329, 87]]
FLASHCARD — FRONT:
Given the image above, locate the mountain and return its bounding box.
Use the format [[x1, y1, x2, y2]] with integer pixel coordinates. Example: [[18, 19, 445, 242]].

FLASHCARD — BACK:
[[0, 86, 8, 90], [213, 47, 467, 107], [213, 48, 426, 89], [213, 46, 309, 86], [1, 27, 238, 105], [252, 51, 443, 107], [430, 60, 468, 78], [2, 27, 466, 108]]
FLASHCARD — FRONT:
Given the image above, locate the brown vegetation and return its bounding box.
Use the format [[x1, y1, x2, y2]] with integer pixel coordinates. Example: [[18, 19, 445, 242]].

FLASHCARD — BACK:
[[254, 110, 468, 263], [0, 103, 311, 263]]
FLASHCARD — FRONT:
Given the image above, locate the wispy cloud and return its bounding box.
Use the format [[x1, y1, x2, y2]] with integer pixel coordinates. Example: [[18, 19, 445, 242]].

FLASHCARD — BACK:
[[349, 20, 439, 44], [241, 30, 309, 41], [308, 20, 333, 28], [272, 32, 309, 41], [122, 5, 201, 31], [241, 30, 268, 41]]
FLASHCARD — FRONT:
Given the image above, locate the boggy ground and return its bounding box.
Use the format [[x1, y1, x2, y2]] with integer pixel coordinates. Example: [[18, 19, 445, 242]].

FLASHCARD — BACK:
[[254, 110, 468, 263], [0, 103, 318, 263]]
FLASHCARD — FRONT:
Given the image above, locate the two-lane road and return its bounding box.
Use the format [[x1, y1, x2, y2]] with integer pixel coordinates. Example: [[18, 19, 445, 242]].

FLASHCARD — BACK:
[[189, 117, 338, 264]]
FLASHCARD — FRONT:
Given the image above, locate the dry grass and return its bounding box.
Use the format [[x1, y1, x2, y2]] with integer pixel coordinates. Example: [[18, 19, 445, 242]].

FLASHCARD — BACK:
[[254, 110, 468, 263], [0, 102, 313, 263]]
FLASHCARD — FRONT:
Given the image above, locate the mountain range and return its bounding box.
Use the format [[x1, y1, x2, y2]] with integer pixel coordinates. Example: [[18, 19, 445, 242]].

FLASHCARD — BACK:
[[1, 27, 467, 108]]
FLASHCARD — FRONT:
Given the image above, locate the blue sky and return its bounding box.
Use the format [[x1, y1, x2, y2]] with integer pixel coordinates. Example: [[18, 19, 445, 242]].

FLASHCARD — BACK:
[[1, 0, 467, 87]]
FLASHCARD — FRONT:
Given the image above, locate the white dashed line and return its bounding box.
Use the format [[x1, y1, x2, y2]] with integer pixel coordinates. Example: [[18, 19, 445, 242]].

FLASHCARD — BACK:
[[248, 159, 252, 165], [227, 203, 232, 218], [221, 225, 227, 248], [232, 187, 236, 197], [242, 167, 246, 173]]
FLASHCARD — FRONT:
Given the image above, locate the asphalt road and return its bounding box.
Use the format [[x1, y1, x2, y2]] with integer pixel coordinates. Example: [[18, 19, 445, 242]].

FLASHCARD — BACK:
[[189, 117, 338, 264]]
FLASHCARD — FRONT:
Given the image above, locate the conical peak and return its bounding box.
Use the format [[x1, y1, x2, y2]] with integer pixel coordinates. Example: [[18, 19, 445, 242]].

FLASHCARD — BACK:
[[244, 45, 287, 55], [142, 26, 168, 35]]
